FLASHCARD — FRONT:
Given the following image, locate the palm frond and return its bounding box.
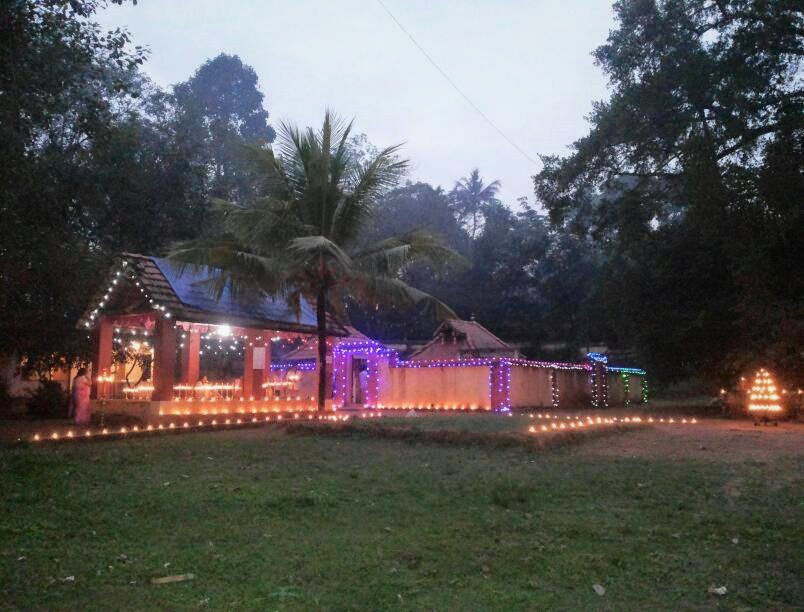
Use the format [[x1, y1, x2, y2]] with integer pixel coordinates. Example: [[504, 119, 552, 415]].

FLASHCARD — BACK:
[[236, 144, 290, 197], [343, 272, 457, 320], [168, 238, 296, 301], [289, 235, 353, 271], [353, 229, 469, 276], [331, 143, 408, 244], [213, 197, 307, 251]]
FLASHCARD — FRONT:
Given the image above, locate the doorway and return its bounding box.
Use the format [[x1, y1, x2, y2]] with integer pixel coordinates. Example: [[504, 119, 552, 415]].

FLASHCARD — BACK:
[[350, 357, 368, 406]]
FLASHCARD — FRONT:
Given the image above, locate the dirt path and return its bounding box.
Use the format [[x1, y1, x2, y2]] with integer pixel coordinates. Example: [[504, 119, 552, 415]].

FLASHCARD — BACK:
[[575, 419, 804, 462]]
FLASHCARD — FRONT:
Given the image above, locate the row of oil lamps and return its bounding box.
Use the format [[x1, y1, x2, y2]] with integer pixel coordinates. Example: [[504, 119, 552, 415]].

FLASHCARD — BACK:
[[527, 414, 697, 433], [28, 412, 386, 443], [27, 410, 698, 444]]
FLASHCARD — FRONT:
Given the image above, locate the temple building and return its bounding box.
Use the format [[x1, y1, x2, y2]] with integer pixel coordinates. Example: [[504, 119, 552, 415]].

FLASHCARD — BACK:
[[80, 253, 341, 418], [80, 254, 647, 418], [408, 318, 521, 360]]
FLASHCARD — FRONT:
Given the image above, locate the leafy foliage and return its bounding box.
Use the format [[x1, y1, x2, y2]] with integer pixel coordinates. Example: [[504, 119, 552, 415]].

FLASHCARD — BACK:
[[174, 53, 276, 201], [0, 3, 271, 378], [534, 0, 803, 385], [0, 0, 147, 375], [26, 379, 68, 419], [450, 169, 501, 240], [170, 111, 463, 409]]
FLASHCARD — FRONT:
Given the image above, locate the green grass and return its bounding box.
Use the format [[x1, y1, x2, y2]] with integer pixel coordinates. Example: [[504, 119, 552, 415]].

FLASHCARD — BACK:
[[374, 412, 535, 433], [1, 424, 801, 610]]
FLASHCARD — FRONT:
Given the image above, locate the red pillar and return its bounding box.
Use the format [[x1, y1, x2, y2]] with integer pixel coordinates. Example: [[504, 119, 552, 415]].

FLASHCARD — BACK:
[[251, 339, 271, 400], [181, 330, 201, 384], [242, 337, 271, 400], [152, 319, 177, 401], [243, 335, 254, 400], [91, 318, 114, 399]]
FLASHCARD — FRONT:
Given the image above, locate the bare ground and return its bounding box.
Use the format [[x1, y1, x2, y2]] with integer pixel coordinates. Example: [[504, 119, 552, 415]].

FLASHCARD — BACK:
[[575, 418, 804, 462]]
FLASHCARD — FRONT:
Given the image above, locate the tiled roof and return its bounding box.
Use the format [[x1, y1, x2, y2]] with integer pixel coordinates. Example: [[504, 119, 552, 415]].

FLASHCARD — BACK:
[[408, 318, 520, 360], [279, 326, 370, 361], [81, 253, 338, 334]]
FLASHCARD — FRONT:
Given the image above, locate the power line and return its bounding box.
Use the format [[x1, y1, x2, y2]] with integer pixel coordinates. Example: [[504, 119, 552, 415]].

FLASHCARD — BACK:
[[375, 0, 539, 167]]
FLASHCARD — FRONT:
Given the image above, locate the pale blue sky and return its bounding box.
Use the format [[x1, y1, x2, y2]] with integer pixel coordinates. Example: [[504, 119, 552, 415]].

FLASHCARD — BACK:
[[98, 0, 616, 206]]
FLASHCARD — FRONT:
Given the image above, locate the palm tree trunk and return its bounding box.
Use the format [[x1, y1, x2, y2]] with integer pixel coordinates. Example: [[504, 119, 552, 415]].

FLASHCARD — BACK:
[[316, 286, 328, 412]]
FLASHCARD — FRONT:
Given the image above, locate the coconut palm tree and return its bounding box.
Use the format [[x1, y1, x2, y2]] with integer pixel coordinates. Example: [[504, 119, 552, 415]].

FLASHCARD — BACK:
[[170, 110, 463, 411], [450, 169, 501, 240]]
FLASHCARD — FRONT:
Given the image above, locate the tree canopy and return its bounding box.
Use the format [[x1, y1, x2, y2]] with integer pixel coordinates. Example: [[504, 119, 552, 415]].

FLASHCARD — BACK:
[[534, 0, 803, 384], [174, 53, 276, 200]]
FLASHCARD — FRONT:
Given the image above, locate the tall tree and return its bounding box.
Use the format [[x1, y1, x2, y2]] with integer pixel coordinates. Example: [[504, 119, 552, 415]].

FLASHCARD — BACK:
[[170, 111, 462, 410], [0, 0, 147, 374], [174, 53, 276, 201], [88, 84, 209, 251], [450, 169, 501, 240], [534, 0, 803, 385]]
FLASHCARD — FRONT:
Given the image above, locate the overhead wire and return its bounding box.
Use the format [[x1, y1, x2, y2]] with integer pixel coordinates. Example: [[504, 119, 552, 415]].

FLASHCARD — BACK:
[[375, 0, 539, 167]]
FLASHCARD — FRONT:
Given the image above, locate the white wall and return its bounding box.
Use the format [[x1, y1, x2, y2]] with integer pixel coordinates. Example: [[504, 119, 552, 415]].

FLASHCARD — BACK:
[[379, 364, 491, 409], [509, 366, 552, 408]]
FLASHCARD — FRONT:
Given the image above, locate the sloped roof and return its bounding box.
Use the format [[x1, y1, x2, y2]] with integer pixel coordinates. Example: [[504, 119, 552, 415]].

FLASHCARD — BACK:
[[80, 253, 333, 334], [152, 256, 317, 328], [279, 326, 370, 361], [407, 318, 519, 360]]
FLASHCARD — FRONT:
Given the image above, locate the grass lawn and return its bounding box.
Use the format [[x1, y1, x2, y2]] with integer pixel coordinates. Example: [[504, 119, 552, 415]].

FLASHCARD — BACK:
[[369, 412, 544, 433], [1, 418, 802, 610]]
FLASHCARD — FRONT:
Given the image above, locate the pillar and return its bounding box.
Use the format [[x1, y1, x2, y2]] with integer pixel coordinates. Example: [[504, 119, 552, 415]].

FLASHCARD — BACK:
[[253, 339, 271, 399], [489, 360, 511, 411], [152, 319, 177, 401], [243, 335, 254, 400], [90, 318, 114, 399], [181, 330, 201, 384], [590, 360, 608, 409]]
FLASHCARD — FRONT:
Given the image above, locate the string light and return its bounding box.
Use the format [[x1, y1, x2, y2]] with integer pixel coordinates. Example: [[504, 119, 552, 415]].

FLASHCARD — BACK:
[[622, 373, 631, 408], [271, 361, 316, 372], [550, 369, 559, 409], [331, 342, 648, 412], [83, 261, 648, 413], [81, 259, 173, 328], [526, 413, 697, 432]]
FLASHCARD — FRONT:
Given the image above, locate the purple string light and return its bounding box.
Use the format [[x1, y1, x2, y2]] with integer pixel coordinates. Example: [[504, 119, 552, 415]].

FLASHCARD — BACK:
[[329, 341, 644, 411]]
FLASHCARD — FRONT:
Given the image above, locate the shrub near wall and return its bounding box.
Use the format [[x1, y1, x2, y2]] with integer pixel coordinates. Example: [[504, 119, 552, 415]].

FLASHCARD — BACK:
[[26, 380, 69, 418]]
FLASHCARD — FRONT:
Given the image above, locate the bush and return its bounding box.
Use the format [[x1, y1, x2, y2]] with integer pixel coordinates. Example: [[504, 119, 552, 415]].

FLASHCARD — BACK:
[[27, 380, 68, 419]]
